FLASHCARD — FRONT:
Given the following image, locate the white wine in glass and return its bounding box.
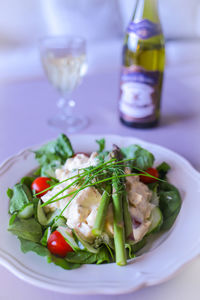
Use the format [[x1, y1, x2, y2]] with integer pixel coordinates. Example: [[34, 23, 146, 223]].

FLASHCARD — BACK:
[[39, 36, 88, 132]]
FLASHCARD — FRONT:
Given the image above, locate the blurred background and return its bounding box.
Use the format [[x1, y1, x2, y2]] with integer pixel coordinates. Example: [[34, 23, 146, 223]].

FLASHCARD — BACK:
[[0, 0, 200, 83]]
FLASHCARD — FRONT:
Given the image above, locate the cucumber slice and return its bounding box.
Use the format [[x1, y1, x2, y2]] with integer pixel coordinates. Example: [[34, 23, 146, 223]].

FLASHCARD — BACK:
[[46, 209, 62, 225], [40, 227, 51, 246], [147, 206, 163, 234], [57, 226, 79, 251], [18, 203, 34, 219], [37, 200, 48, 226], [74, 230, 98, 253]]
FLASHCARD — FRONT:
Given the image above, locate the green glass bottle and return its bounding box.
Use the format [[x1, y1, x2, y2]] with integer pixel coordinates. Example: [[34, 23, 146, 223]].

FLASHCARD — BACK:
[[119, 0, 165, 128]]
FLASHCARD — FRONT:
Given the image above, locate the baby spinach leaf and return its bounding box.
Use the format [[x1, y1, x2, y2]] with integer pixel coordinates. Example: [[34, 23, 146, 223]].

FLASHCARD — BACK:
[[9, 183, 33, 214], [157, 162, 171, 180], [159, 182, 182, 230], [121, 145, 155, 170], [8, 218, 42, 242], [127, 238, 147, 256], [19, 238, 49, 256], [35, 134, 74, 176], [47, 254, 81, 270]]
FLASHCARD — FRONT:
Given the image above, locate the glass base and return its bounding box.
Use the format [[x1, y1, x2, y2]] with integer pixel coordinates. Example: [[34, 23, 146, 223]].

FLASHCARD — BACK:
[[48, 114, 88, 133]]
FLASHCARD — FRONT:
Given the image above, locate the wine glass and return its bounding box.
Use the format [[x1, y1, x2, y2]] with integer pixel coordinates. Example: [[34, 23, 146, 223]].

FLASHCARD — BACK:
[[39, 36, 88, 133]]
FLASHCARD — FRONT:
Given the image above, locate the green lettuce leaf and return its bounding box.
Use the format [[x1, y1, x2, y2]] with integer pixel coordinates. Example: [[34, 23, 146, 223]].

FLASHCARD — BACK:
[[19, 238, 49, 256], [47, 254, 81, 270], [9, 183, 33, 214], [20, 176, 35, 190], [8, 218, 42, 242], [34, 134, 74, 176]]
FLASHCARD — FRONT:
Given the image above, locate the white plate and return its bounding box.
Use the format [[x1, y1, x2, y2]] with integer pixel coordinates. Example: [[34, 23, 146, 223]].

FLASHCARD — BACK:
[[0, 134, 200, 295]]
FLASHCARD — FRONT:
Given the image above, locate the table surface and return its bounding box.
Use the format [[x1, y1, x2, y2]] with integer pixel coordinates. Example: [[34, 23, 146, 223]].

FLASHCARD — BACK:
[[0, 63, 200, 300]]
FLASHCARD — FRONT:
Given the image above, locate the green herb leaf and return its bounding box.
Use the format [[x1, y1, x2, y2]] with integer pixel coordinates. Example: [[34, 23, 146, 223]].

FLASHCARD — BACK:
[[125, 243, 135, 259], [121, 145, 155, 170], [96, 138, 105, 153], [9, 183, 33, 214], [8, 218, 42, 242], [19, 237, 49, 256], [9, 213, 17, 225], [7, 188, 13, 199], [47, 254, 81, 270]]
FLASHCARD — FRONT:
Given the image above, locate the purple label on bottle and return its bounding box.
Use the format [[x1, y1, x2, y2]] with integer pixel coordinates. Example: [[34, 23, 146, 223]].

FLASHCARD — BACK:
[[127, 19, 161, 39], [121, 68, 159, 85]]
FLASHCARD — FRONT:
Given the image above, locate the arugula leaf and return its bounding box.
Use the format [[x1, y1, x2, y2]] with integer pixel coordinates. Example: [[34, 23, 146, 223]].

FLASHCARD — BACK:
[[159, 182, 182, 230], [66, 251, 97, 264], [65, 246, 112, 265], [96, 246, 112, 264], [121, 145, 155, 170], [96, 138, 105, 153], [47, 254, 81, 270], [35, 134, 74, 176], [8, 218, 42, 242], [19, 238, 49, 256], [9, 183, 33, 214], [157, 162, 171, 180]]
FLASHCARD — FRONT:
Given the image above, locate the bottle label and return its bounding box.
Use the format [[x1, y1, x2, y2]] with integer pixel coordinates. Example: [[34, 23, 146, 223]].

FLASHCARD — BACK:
[[127, 19, 162, 40], [119, 65, 161, 122]]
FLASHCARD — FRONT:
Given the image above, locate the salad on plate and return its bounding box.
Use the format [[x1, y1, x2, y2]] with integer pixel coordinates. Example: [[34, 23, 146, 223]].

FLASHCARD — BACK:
[[7, 134, 182, 269]]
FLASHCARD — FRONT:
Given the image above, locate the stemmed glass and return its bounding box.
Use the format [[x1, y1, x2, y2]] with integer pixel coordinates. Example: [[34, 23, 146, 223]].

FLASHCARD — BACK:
[[39, 36, 88, 133]]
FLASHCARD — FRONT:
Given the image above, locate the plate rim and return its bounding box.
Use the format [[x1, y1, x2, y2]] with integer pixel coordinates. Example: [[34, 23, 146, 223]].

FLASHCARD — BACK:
[[1, 134, 200, 295]]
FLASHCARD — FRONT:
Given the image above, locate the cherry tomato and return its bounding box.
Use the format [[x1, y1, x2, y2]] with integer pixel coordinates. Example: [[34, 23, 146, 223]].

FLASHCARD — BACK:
[[47, 230, 73, 257], [140, 168, 159, 184], [31, 177, 51, 197], [72, 152, 89, 158]]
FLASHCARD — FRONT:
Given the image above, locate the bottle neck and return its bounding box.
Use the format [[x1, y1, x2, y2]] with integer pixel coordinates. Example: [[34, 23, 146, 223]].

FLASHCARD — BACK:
[[133, 0, 159, 23]]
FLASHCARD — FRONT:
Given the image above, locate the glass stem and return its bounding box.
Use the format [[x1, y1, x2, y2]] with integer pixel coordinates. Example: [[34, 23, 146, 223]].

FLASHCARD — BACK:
[[57, 96, 76, 119]]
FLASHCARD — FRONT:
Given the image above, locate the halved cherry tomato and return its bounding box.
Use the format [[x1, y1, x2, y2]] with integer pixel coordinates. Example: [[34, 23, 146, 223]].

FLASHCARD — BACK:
[[72, 152, 89, 158], [140, 168, 159, 184], [47, 230, 73, 257], [31, 177, 51, 197]]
